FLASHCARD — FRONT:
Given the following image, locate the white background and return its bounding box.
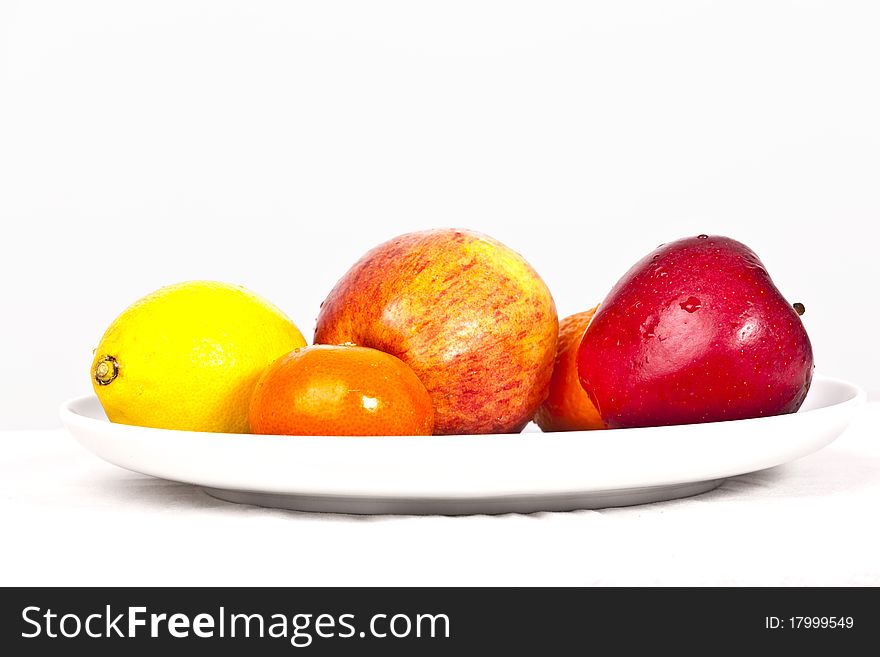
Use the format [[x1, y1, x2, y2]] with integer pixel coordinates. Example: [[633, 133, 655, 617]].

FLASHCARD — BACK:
[[2, 1, 879, 428]]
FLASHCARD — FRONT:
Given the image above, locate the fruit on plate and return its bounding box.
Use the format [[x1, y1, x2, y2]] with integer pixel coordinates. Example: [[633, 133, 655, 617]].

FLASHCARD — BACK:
[[534, 307, 604, 432], [91, 281, 306, 433], [314, 228, 558, 435], [249, 344, 434, 436], [577, 235, 814, 428]]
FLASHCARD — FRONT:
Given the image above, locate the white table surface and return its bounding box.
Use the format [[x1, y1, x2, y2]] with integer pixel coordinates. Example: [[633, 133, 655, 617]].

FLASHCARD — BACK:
[[2, 403, 878, 587]]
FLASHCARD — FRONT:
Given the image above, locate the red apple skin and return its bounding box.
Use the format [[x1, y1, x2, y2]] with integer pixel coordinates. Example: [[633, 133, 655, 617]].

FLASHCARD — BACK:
[[314, 229, 558, 435], [577, 235, 814, 428]]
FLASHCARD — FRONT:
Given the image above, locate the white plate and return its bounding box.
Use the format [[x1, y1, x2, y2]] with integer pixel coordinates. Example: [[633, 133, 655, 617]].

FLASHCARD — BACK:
[[60, 374, 865, 515]]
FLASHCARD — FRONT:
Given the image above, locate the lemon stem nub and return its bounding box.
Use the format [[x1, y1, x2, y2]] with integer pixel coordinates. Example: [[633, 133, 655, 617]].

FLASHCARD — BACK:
[[94, 355, 119, 385]]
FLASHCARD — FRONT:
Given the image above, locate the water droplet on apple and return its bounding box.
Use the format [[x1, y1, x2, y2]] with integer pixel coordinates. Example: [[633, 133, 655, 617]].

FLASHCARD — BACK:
[[697, 234, 709, 239], [680, 296, 702, 313]]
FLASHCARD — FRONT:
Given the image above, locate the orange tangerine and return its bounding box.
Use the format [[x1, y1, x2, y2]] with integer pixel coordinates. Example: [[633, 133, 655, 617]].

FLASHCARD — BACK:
[[249, 345, 434, 436], [534, 307, 604, 432]]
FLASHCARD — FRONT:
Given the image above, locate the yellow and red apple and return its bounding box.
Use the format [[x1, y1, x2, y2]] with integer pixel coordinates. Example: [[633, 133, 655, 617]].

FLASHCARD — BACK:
[[314, 228, 558, 434]]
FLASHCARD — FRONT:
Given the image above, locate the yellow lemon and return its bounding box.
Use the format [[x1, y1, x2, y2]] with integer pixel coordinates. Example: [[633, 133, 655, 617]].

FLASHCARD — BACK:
[[90, 281, 306, 433]]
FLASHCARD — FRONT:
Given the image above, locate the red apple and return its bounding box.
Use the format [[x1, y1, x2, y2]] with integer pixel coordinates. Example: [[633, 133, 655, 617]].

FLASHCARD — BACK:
[[314, 229, 558, 434], [577, 235, 814, 428]]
